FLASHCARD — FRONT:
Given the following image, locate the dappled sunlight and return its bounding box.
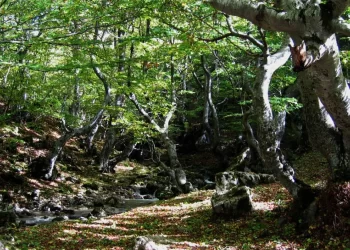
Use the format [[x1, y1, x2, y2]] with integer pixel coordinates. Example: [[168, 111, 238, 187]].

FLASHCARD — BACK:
[[4, 188, 307, 249], [253, 201, 277, 211]]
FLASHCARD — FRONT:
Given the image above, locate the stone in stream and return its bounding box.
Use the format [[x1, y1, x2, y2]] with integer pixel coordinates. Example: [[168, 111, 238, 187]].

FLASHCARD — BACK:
[[52, 216, 69, 222], [89, 207, 106, 217]]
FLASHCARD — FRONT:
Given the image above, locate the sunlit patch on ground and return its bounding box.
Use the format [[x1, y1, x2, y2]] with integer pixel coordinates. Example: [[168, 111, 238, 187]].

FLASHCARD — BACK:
[[1, 188, 310, 249]]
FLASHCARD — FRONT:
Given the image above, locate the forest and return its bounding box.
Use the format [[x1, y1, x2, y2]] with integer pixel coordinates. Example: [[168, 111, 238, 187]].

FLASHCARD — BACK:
[[1, 0, 350, 249]]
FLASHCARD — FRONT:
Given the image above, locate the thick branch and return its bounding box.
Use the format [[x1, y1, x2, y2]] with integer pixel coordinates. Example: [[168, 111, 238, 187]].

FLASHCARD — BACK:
[[331, 19, 350, 36], [268, 42, 291, 72], [208, 0, 301, 33], [329, 0, 350, 19], [90, 56, 111, 105], [129, 93, 163, 133], [163, 103, 177, 132]]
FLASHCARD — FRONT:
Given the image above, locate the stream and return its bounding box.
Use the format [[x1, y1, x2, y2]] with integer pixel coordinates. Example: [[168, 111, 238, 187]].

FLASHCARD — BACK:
[[17, 198, 159, 226]]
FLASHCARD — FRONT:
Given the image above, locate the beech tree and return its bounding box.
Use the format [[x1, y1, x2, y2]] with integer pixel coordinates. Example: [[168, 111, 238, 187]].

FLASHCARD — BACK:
[[208, 0, 350, 186]]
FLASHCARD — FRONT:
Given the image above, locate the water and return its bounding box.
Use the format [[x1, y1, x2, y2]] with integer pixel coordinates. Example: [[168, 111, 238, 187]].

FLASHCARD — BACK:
[[17, 198, 159, 226]]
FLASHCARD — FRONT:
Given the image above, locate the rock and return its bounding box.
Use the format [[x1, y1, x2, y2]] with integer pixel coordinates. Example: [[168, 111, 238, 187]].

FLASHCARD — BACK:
[[89, 207, 106, 217], [133, 236, 166, 250], [211, 186, 253, 217], [139, 186, 150, 195], [104, 206, 121, 215], [175, 169, 186, 185], [92, 198, 105, 207], [72, 195, 86, 205], [158, 188, 174, 200], [142, 194, 154, 199], [133, 193, 143, 199], [215, 171, 275, 195], [31, 189, 40, 200], [13, 204, 32, 217], [105, 196, 125, 207], [0, 211, 18, 227], [41, 201, 62, 212], [79, 217, 88, 221], [52, 216, 69, 222], [146, 182, 160, 195], [182, 182, 194, 194]]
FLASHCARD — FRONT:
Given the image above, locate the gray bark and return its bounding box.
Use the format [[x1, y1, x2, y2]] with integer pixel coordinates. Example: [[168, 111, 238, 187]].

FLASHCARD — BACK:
[[298, 74, 341, 170], [252, 43, 303, 198]]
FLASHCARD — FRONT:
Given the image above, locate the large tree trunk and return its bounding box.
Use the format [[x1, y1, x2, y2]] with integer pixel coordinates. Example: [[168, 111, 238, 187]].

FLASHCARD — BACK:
[[297, 74, 343, 174], [251, 44, 308, 199], [161, 134, 181, 168]]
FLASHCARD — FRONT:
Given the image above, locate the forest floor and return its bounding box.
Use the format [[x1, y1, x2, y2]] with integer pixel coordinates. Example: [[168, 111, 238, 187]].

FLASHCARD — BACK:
[[0, 116, 349, 249]]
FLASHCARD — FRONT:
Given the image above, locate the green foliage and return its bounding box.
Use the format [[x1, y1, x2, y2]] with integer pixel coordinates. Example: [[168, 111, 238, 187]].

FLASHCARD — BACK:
[[269, 97, 303, 113]]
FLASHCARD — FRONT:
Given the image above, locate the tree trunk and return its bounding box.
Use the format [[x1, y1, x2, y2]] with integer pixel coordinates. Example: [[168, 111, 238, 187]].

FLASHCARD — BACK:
[[298, 74, 342, 173], [44, 110, 104, 179], [86, 120, 99, 154], [252, 46, 305, 199], [202, 56, 220, 150], [99, 126, 116, 172], [161, 134, 181, 169]]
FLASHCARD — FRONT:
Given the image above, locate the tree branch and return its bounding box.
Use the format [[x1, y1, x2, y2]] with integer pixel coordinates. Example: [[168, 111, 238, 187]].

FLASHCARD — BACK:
[[163, 102, 177, 132], [207, 0, 301, 33], [129, 93, 163, 133], [226, 16, 265, 50], [268, 39, 291, 72], [0, 0, 7, 8], [329, 0, 350, 19], [331, 19, 350, 36], [90, 55, 111, 106]]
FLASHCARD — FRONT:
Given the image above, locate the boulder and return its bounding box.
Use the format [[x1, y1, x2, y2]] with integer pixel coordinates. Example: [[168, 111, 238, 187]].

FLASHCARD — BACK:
[[211, 186, 252, 217], [215, 171, 275, 195], [105, 196, 125, 207], [183, 182, 194, 194], [104, 206, 121, 215], [89, 207, 106, 217], [175, 169, 186, 185], [41, 201, 62, 212], [52, 216, 69, 222], [92, 197, 105, 207]]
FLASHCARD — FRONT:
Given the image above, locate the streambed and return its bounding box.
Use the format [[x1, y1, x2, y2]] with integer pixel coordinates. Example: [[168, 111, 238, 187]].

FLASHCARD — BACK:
[[16, 198, 159, 226]]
